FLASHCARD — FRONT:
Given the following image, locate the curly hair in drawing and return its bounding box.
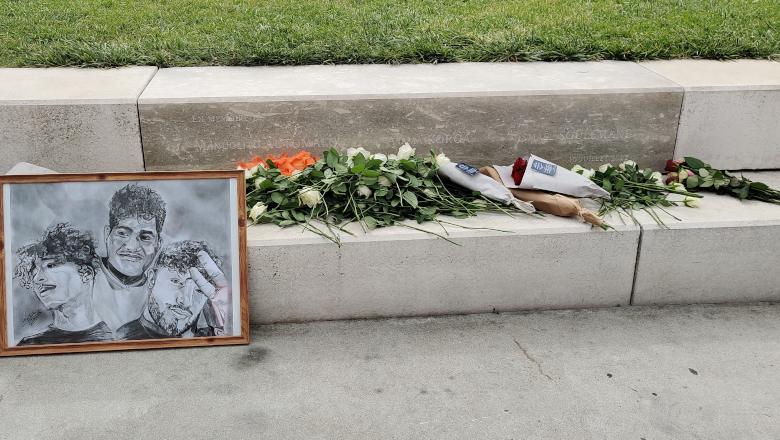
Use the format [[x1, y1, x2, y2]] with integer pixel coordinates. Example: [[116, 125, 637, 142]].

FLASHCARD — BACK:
[[146, 240, 222, 290], [108, 183, 167, 234], [14, 223, 101, 289]]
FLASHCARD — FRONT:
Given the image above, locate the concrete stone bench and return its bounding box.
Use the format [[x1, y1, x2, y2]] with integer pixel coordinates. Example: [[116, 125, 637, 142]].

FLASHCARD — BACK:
[[246, 205, 637, 324], [0, 67, 157, 174], [137, 62, 683, 172], [641, 60, 780, 170], [632, 171, 780, 305]]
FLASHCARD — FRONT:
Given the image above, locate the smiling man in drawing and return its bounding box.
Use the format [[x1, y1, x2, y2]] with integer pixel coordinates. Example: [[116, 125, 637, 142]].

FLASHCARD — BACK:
[[92, 183, 166, 333], [115, 240, 230, 340], [13, 223, 112, 345]]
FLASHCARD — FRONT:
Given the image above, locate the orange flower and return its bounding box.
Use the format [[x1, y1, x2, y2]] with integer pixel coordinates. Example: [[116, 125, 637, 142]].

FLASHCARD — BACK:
[[265, 151, 319, 176], [236, 156, 266, 171]]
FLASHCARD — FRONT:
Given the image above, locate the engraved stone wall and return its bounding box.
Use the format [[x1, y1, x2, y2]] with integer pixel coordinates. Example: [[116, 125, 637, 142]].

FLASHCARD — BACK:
[[140, 92, 682, 171]]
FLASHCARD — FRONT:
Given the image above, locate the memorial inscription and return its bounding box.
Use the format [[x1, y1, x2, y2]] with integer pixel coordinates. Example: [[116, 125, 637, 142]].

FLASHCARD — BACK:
[[139, 93, 682, 171]]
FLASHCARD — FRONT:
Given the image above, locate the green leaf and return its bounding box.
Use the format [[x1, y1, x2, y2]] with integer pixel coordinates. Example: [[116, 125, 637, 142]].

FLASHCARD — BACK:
[[686, 175, 699, 188], [383, 173, 397, 183], [360, 176, 378, 185], [351, 163, 365, 174], [408, 175, 420, 187], [684, 157, 706, 169], [361, 169, 382, 177], [366, 159, 383, 169], [699, 180, 713, 188], [271, 192, 284, 204], [400, 160, 417, 171], [420, 206, 437, 215], [403, 191, 419, 208], [314, 160, 325, 171], [751, 182, 769, 190], [259, 179, 275, 191], [699, 168, 709, 178], [291, 210, 305, 222], [324, 169, 333, 178], [334, 164, 349, 175], [615, 180, 625, 190], [602, 179, 613, 192], [277, 220, 297, 227], [325, 151, 337, 168], [712, 170, 723, 179], [730, 177, 740, 187], [353, 153, 366, 166], [310, 170, 325, 178], [643, 168, 653, 178], [391, 199, 400, 207], [363, 216, 378, 230]]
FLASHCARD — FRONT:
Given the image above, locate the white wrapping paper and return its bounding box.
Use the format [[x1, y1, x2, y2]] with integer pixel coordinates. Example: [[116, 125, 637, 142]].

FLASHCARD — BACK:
[[437, 163, 536, 213], [494, 154, 610, 199]]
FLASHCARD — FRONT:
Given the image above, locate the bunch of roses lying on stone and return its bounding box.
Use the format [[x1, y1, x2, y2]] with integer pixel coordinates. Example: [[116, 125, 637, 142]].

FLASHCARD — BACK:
[[237, 144, 527, 245]]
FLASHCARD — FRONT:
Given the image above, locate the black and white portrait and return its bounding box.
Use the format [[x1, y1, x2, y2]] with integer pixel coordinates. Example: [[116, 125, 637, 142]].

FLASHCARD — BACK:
[[3, 178, 241, 346]]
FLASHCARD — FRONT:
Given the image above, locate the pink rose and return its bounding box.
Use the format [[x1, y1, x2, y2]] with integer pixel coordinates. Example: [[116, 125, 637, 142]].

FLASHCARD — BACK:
[[687, 170, 694, 177]]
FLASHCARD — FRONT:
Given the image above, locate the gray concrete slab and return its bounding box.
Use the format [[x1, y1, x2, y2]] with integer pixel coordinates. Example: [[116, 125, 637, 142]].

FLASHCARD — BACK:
[[138, 62, 682, 171], [1, 302, 778, 439], [632, 171, 780, 305], [0, 67, 156, 173], [247, 206, 637, 324], [640, 60, 780, 170]]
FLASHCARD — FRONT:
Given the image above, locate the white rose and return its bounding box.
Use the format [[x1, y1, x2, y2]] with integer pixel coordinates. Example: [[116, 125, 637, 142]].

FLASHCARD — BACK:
[[683, 196, 701, 208], [619, 160, 637, 171], [667, 182, 685, 192], [388, 154, 398, 161], [377, 176, 392, 187], [581, 169, 595, 180], [299, 187, 321, 208], [371, 153, 388, 164], [254, 177, 267, 190], [571, 164, 586, 174], [396, 143, 416, 160], [598, 163, 613, 173], [244, 165, 261, 180], [435, 153, 451, 167], [289, 169, 302, 181], [248, 202, 267, 221], [649, 171, 664, 186], [357, 185, 372, 199]]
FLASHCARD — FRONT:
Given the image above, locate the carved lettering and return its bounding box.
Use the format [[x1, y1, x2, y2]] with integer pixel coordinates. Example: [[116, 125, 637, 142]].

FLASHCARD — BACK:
[[388, 133, 471, 146], [190, 114, 263, 123]]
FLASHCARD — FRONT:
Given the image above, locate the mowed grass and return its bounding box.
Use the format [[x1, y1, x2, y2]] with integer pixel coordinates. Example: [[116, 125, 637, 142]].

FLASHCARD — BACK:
[[1, 0, 778, 67]]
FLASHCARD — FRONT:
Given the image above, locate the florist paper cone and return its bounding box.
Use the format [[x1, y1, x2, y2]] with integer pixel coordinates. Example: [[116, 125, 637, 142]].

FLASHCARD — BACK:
[[437, 163, 535, 213], [480, 167, 604, 228], [494, 154, 610, 199]]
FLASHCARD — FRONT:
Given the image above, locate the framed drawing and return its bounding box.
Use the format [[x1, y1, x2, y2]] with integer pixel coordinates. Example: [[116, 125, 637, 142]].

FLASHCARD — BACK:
[[0, 171, 249, 356]]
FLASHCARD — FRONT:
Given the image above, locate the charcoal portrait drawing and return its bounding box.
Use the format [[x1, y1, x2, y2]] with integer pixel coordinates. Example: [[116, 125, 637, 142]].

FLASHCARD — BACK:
[[3, 178, 241, 347]]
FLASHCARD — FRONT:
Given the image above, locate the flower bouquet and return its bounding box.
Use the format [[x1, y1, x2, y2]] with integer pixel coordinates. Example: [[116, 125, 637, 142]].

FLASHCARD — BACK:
[[665, 157, 780, 204], [238, 144, 530, 245], [494, 154, 610, 199], [573, 160, 702, 227]]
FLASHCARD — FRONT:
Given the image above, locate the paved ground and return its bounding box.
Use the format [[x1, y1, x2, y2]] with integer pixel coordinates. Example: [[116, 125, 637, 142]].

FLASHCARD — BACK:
[[1, 302, 779, 439]]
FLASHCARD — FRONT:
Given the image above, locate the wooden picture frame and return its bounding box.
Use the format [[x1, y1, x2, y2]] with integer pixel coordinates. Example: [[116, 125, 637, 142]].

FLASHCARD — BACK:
[[0, 171, 249, 356]]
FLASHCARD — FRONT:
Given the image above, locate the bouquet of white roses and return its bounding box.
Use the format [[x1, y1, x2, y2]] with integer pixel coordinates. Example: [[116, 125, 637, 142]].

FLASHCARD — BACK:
[[240, 144, 531, 245]]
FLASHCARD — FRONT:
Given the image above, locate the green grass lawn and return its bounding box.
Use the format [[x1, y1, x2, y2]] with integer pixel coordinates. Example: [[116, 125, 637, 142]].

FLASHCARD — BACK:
[[1, 0, 778, 67]]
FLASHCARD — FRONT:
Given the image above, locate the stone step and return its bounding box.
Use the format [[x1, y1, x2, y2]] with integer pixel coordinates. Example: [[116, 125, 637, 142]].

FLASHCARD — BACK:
[[641, 60, 780, 169], [246, 203, 639, 324], [137, 62, 683, 172], [632, 170, 780, 306], [0, 67, 157, 174]]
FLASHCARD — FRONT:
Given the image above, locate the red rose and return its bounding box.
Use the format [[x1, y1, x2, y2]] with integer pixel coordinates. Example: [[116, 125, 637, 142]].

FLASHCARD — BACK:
[[665, 177, 676, 185], [664, 160, 678, 172], [512, 157, 528, 185]]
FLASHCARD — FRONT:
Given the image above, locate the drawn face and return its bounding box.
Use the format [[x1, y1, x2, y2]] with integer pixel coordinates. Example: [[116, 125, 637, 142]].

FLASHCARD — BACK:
[[147, 267, 207, 336], [32, 258, 86, 310], [105, 217, 160, 278]]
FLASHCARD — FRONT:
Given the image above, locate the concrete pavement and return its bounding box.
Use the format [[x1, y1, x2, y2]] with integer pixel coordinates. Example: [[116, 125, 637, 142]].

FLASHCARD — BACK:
[[1, 302, 779, 439]]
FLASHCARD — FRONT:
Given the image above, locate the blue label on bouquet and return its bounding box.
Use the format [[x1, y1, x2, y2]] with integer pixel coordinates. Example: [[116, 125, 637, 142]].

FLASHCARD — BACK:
[[456, 163, 480, 176], [531, 160, 557, 176]]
